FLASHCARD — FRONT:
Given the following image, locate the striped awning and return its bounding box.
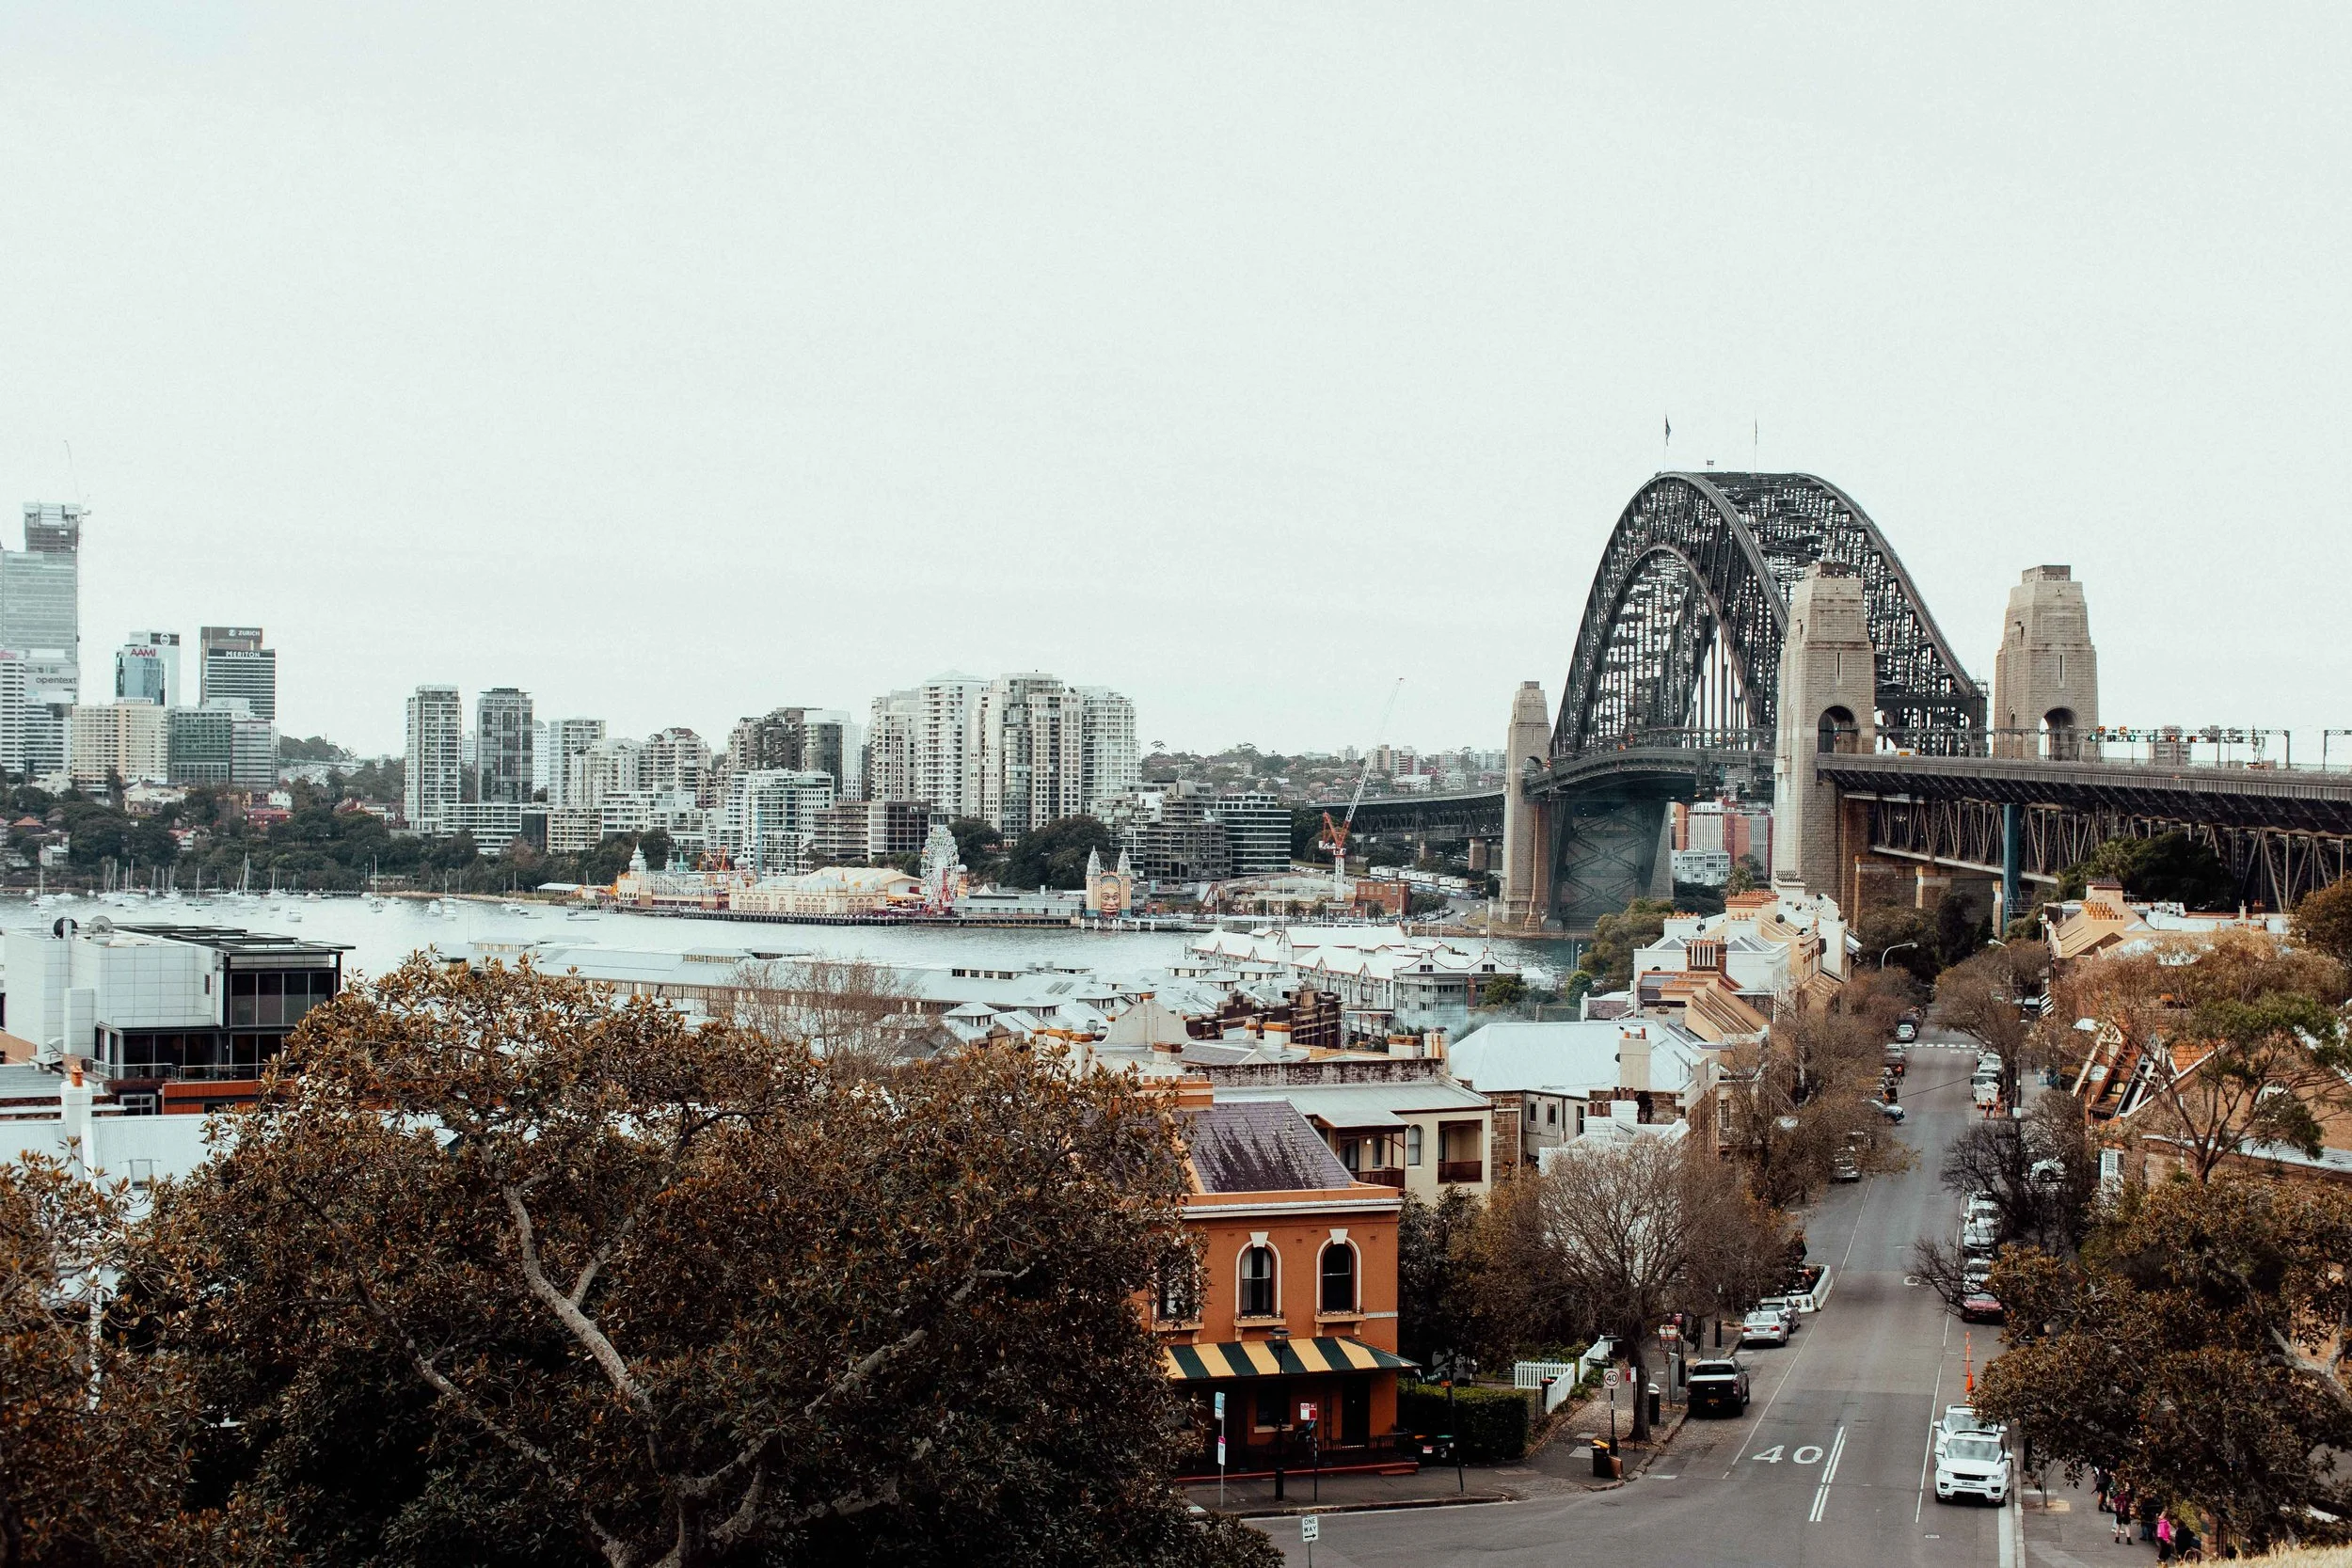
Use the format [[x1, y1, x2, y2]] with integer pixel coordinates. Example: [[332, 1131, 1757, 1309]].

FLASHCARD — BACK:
[[1163, 1337, 1416, 1381]]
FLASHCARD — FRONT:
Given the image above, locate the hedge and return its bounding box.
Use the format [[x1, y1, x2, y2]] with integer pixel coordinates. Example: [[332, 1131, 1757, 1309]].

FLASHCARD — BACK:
[[1396, 1381, 1529, 1464]]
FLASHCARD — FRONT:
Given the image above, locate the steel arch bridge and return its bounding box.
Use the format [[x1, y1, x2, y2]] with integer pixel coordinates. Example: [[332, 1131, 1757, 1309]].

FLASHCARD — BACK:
[[1553, 472, 1983, 756], [1532, 472, 1986, 926]]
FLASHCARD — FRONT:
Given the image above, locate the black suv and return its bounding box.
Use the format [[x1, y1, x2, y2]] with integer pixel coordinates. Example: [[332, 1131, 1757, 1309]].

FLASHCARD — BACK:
[[1687, 1357, 1751, 1415]]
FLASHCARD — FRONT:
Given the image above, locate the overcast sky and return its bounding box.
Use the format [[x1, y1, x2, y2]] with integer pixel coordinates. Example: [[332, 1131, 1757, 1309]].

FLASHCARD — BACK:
[[3, 4, 2346, 760]]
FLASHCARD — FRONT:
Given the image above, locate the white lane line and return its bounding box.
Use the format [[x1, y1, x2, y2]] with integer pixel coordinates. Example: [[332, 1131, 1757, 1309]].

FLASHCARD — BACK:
[[1915, 1353, 1946, 1523], [1721, 1169, 1876, 1481], [1807, 1425, 1848, 1523]]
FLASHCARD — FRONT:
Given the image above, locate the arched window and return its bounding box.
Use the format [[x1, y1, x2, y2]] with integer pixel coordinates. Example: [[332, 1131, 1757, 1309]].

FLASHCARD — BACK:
[[1817, 705, 1858, 754], [1318, 1243, 1358, 1314], [1239, 1245, 1277, 1318]]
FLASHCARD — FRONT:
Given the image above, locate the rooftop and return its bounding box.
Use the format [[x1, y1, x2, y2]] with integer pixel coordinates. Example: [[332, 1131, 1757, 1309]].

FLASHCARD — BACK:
[[1183, 1101, 1356, 1194]]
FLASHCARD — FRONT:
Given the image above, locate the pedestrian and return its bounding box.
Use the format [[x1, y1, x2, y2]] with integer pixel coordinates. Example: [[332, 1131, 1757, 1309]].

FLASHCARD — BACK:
[[2111, 1489, 2133, 1545], [2092, 1467, 2111, 1513], [2156, 1511, 2175, 1562]]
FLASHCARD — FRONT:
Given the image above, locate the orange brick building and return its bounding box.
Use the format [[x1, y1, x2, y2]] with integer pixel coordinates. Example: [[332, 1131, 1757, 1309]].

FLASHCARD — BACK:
[[1153, 1093, 1414, 1474]]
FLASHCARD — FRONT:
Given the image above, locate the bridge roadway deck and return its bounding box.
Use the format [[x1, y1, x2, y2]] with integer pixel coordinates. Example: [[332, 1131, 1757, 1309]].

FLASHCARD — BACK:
[[1817, 751, 2352, 833]]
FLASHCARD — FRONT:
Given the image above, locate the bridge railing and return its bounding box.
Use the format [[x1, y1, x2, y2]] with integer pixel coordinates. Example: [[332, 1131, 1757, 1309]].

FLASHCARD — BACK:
[[1556, 725, 1773, 761], [1874, 725, 2336, 771]]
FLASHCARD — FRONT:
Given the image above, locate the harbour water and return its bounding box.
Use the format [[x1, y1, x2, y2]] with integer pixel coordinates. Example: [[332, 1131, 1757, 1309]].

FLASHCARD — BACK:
[[0, 895, 1581, 987]]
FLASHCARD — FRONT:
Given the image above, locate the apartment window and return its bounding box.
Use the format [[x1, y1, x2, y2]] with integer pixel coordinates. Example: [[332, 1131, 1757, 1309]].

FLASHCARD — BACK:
[[1155, 1256, 1200, 1323], [1239, 1245, 1277, 1318], [1319, 1243, 1357, 1314], [1406, 1125, 1423, 1166], [1547, 1102, 1558, 1127]]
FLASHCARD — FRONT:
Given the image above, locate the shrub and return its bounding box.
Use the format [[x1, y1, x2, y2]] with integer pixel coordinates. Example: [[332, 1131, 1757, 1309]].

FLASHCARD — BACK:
[[1396, 1382, 1529, 1463]]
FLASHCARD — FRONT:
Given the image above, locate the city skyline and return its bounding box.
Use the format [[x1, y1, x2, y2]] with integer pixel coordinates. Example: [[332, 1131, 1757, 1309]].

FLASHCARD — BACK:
[[4, 8, 2347, 759]]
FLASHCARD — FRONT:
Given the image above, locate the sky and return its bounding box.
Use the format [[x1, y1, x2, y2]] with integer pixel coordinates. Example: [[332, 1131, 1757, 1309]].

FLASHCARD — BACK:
[[3, 4, 2347, 760]]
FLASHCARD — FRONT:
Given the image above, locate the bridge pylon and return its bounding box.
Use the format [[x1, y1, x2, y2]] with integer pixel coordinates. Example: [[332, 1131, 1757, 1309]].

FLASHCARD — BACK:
[[1499, 680, 1552, 927], [1772, 562, 1877, 904], [1993, 564, 2099, 760]]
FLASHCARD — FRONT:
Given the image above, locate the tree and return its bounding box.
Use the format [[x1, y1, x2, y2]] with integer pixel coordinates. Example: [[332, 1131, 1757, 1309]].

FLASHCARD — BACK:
[[733, 958, 924, 1077], [1724, 856, 1764, 895], [1719, 988, 1911, 1208], [2056, 931, 2352, 1181], [1852, 905, 1939, 986], [1002, 816, 1114, 891], [1978, 1178, 2352, 1554], [637, 828, 673, 872], [2294, 877, 2352, 966], [1575, 898, 1676, 995], [0, 1157, 226, 1568], [1934, 942, 2052, 1099], [946, 817, 1005, 883], [2058, 831, 2235, 909], [146, 958, 1266, 1568], [1534, 1139, 1784, 1441]]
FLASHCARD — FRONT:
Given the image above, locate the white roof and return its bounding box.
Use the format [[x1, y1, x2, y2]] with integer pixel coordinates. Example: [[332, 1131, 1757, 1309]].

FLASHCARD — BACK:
[[1217, 1078, 1493, 1126], [1450, 1019, 1709, 1097]]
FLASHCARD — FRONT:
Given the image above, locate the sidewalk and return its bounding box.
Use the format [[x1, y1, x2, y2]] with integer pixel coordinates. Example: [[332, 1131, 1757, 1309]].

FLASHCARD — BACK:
[[1187, 1400, 1694, 1517], [1182, 1465, 1514, 1518]]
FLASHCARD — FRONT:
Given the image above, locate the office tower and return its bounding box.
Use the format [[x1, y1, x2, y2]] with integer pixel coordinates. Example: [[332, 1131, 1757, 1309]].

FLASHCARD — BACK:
[[199, 626, 277, 722], [967, 673, 1085, 837], [68, 703, 170, 788], [1076, 687, 1138, 812], [474, 688, 535, 804], [3, 502, 82, 701], [542, 717, 607, 808], [116, 631, 182, 708], [405, 686, 463, 832], [726, 707, 849, 791]]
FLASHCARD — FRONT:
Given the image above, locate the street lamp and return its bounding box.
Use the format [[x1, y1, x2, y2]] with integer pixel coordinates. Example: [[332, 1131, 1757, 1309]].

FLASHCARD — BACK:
[[1878, 941, 1917, 970]]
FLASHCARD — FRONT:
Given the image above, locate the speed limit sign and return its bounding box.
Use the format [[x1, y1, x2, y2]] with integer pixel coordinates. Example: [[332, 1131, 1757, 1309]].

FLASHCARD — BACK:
[[1605, 1367, 1620, 1389]]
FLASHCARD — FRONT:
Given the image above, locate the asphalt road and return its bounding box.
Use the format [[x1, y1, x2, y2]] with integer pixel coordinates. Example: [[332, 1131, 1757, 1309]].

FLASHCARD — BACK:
[[1261, 1037, 2024, 1568]]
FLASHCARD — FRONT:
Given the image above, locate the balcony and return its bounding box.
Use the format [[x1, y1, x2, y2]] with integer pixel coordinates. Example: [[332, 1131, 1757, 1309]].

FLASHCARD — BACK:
[[1438, 1159, 1484, 1185], [1359, 1167, 1406, 1189]]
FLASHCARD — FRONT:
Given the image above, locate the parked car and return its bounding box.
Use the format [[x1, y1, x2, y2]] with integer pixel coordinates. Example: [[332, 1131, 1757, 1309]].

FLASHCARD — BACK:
[[1933, 1404, 2004, 1458], [1740, 1310, 1790, 1348], [1883, 1044, 1908, 1073], [1959, 1291, 2006, 1323], [1756, 1295, 1804, 1328], [1686, 1357, 1751, 1415], [1894, 1019, 1918, 1043], [1934, 1432, 2012, 1505], [1832, 1150, 1861, 1182], [1870, 1098, 1907, 1123]]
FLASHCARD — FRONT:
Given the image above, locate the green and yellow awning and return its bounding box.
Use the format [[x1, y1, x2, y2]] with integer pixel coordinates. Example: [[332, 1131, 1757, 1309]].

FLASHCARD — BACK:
[[1163, 1337, 1416, 1381]]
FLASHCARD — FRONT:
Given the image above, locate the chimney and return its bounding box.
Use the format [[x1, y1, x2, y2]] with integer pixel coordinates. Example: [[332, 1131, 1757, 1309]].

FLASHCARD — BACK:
[[60, 1061, 94, 1177], [1618, 1026, 1654, 1093]]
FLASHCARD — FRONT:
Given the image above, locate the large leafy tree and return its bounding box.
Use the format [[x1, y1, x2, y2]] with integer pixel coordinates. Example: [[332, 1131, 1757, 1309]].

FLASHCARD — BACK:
[[144, 958, 1270, 1568], [2294, 878, 2352, 967], [1573, 898, 1676, 995], [1979, 1178, 2352, 1554], [1003, 816, 1115, 891]]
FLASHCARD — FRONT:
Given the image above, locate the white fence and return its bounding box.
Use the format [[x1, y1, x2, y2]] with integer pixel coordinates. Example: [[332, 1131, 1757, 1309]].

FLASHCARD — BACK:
[[1513, 1360, 1580, 1413]]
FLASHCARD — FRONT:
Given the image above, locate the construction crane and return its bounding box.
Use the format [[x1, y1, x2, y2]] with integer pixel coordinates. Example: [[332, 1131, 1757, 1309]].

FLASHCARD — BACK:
[[1318, 678, 1405, 904]]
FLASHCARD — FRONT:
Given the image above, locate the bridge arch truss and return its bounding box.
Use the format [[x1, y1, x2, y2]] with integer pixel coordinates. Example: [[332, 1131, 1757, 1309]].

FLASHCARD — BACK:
[[1552, 473, 1985, 759]]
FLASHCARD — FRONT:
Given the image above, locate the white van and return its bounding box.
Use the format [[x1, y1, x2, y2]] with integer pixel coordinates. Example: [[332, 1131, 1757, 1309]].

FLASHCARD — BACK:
[[1973, 1079, 2000, 1108]]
